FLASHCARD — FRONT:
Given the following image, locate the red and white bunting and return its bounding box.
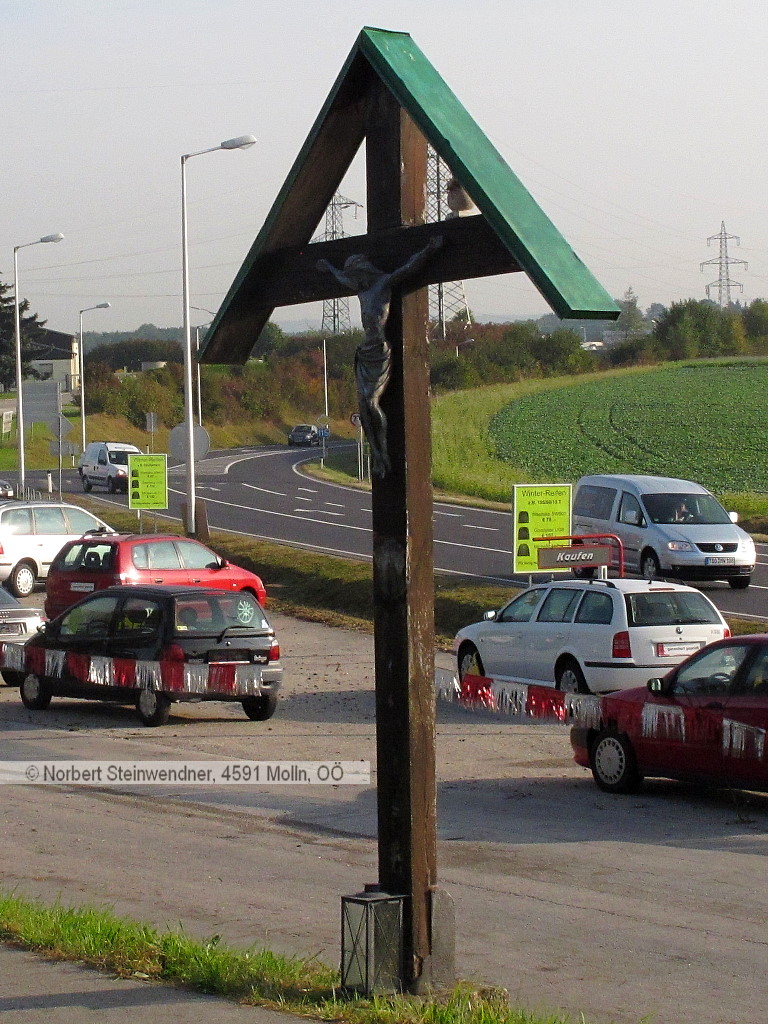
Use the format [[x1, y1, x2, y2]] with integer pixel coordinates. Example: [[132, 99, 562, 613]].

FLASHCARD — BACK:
[[435, 669, 602, 729], [0, 642, 267, 698]]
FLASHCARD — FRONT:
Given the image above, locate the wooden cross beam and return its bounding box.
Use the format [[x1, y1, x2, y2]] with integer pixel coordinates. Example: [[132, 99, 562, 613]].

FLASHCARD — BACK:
[[203, 214, 521, 363]]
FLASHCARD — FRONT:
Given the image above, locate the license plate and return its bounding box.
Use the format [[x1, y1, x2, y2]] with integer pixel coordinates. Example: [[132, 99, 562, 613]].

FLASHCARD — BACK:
[[657, 641, 703, 657], [705, 556, 735, 566], [0, 622, 23, 635], [70, 582, 95, 592]]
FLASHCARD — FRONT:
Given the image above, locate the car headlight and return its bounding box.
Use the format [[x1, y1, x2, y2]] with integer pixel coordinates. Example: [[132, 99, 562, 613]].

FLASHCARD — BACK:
[[741, 537, 756, 553], [667, 541, 694, 551]]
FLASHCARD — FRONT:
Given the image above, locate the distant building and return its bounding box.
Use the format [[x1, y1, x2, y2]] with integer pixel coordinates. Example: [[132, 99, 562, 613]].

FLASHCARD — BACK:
[[27, 328, 78, 392]]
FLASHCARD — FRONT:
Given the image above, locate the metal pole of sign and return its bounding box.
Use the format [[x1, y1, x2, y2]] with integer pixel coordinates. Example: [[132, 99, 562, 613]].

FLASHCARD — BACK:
[[58, 415, 63, 499]]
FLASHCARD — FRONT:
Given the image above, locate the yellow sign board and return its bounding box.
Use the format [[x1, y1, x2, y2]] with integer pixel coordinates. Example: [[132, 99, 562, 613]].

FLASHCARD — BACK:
[[512, 484, 572, 574], [128, 454, 168, 510]]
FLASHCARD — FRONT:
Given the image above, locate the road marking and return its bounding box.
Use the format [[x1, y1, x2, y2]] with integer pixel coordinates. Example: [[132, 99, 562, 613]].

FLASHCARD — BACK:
[[435, 510, 462, 517], [294, 508, 345, 517], [463, 524, 499, 532], [243, 483, 286, 497], [298, 487, 317, 493], [325, 502, 345, 508], [296, 496, 312, 502]]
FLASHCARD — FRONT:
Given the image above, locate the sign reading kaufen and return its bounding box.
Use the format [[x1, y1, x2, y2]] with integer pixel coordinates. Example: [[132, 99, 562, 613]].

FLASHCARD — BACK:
[[128, 454, 168, 510], [537, 544, 611, 570], [512, 484, 572, 574]]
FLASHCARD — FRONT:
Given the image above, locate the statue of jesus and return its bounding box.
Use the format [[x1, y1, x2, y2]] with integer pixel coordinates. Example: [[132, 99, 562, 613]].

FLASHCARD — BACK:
[[317, 235, 443, 477]]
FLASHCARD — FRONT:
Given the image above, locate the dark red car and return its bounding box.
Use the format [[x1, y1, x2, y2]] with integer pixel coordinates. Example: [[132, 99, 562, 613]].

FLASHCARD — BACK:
[[571, 635, 768, 793], [44, 534, 266, 620]]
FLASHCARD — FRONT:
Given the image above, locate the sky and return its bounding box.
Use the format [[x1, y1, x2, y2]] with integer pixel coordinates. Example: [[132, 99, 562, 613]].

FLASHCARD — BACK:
[[2, 0, 767, 338]]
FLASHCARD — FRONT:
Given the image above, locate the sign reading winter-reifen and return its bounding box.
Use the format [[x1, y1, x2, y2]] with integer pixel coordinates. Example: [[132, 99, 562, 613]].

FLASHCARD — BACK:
[[512, 484, 572, 574], [128, 454, 168, 510]]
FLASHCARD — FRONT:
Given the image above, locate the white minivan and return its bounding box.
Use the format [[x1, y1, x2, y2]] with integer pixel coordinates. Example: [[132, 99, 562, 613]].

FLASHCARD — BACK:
[[572, 474, 755, 589], [78, 441, 142, 494]]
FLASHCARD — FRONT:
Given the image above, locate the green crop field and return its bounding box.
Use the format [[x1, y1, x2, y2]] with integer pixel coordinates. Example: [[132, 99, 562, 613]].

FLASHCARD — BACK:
[[488, 361, 767, 494]]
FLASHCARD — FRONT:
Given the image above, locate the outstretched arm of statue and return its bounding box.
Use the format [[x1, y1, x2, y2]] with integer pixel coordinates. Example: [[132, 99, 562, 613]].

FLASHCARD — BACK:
[[316, 258, 355, 291], [386, 234, 444, 289]]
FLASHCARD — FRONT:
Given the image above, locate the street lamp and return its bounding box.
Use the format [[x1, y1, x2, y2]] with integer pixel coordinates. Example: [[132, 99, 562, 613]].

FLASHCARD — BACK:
[[78, 302, 111, 454], [191, 305, 215, 427], [181, 134, 257, 535], [13, 232, 64, 495]]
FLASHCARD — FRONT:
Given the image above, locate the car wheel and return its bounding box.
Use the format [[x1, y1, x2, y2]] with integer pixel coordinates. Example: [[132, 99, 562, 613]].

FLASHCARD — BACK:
[[82, 474, 92, 493], [107, 477, 116, 494], [20, 674, 51, 711], [590, 730, 642, 793], [136, 689, 171, 727], [242, 693, 278, 721], [1, 670, 24, 687], [640, 550, 661, 581], [729, 576, 750, 590], [458, 643, 485, 681], [8, 561, 36, 598], [556, 658, 589, 694]]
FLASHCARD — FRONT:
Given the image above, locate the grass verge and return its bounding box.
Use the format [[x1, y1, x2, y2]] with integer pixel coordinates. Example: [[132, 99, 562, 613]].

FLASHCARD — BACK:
[[0, 890, 580, 1024]]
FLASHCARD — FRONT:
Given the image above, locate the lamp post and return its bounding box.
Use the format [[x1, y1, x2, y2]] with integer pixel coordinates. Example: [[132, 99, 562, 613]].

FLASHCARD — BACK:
[[191, 305, 215, 427], [78, 302, 111, 454], [181, 135, 256, 535], [13, 232, 64, 495]]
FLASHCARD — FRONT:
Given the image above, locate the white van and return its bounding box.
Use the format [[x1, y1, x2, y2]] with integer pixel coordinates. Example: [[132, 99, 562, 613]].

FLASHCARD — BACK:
[[572, 474, 755, 589], [78, 441, 142, 494]]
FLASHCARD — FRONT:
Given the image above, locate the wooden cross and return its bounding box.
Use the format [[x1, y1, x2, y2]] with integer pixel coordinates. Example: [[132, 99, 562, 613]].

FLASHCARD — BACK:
[[200, 28, 618, 993]]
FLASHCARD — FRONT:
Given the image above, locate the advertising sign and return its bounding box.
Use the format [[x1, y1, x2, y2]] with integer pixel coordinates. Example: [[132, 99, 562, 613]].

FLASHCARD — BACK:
[[512, 484, 572, 574], [128, 454, 168, 510], [537, 545, 611, 570]]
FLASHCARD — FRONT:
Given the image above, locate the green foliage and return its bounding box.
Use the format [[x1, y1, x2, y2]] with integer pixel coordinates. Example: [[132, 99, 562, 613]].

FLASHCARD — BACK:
[[488, 361, 768, 492], [87, 338, 183, 370], [653, 299, 747, 359]]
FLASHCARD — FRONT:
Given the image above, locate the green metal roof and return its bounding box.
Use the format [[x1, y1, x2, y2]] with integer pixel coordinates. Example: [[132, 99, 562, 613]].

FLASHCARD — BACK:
[[201, 27, 618, 364]]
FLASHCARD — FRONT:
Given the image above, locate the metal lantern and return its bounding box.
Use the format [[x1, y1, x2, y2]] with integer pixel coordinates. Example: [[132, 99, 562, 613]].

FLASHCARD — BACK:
[[341, 886, 404, 994]]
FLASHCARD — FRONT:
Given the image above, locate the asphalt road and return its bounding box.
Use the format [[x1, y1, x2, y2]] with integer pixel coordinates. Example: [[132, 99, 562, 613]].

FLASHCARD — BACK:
[[31, 443, 768, 622]]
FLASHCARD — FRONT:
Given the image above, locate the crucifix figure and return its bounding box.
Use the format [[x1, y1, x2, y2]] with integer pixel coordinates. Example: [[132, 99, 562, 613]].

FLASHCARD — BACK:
[[317, 235, 443, 477]]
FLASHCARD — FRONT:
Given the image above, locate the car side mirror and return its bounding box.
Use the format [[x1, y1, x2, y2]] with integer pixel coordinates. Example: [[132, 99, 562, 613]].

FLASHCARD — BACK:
[[647, 677, 665, 694], [483, 609, 498, 621], [728, 511, 739, 523]]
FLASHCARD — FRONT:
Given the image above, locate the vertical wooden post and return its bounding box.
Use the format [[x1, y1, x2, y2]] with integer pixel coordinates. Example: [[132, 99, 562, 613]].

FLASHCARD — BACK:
[[366, 81, 445, 991]]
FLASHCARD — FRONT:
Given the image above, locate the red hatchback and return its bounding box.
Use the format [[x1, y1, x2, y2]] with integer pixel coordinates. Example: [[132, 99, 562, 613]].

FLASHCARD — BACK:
[[572, 635, 768, 794], [44, 534, 267, 620]]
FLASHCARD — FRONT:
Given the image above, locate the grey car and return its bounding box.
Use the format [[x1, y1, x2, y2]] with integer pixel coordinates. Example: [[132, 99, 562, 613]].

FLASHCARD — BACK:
[[288, 424, 320, 446]]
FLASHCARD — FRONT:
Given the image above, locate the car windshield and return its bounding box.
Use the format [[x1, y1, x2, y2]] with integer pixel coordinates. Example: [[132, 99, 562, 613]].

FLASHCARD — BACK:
[[174, 593, 269, 634], [109, 451, 130, 465], [625, 590, 722, 626], [0, 588, 21, 609], [642, 492, 731, 525]]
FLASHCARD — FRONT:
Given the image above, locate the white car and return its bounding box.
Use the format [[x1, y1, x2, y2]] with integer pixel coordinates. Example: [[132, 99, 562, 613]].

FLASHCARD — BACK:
[[453, 578, 729, 694], [0, 501, 114, 597]]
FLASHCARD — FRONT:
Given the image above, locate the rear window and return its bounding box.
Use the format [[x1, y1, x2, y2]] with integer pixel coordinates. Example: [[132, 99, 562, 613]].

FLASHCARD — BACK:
[[625, 590, 722, 627], [174, 593, 269, 634], [55, 541, 116, 571], [573, 485, 616, 521]]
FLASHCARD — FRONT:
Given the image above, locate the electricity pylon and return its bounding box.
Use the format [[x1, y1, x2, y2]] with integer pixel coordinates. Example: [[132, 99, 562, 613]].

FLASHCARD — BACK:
[[426, 145, 472, 343], [700, 222, 748, 307], [313, 192, 363, 333]]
